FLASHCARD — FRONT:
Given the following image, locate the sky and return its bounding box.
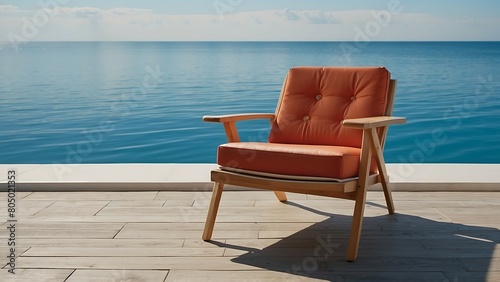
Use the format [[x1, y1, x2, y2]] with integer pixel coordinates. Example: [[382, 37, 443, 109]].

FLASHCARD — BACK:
[[1, 0, 499, 42]]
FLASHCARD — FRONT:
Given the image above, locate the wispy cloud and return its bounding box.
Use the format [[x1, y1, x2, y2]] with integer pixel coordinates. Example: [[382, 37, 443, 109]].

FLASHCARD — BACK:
[[0, 5, 499, 42], [0, 4, 17, 12], [279, 9, 341, 24], [57, 7, 103, 18], [109, 8, 153, 16]]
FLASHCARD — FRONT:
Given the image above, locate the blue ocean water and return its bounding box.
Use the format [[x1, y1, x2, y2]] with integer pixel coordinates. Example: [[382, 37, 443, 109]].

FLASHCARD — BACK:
[[0, 42, 499, 164]]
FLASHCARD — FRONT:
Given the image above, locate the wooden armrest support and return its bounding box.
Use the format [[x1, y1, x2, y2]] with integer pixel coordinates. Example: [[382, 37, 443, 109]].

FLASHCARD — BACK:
[[203, 113, 275, 123], [203, 113, 275, 142], [343, 116, 406, 129]]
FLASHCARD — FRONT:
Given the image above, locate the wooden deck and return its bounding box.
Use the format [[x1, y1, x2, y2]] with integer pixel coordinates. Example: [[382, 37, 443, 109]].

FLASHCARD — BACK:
[[1, 190, 499, 281]]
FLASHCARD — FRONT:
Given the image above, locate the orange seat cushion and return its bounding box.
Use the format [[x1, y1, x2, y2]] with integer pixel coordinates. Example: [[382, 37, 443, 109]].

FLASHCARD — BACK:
[[217, 142, 373, 180]]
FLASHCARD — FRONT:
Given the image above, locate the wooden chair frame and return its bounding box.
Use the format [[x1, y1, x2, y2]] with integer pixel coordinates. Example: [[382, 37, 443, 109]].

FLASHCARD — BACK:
[[202, 79, 405, 261]]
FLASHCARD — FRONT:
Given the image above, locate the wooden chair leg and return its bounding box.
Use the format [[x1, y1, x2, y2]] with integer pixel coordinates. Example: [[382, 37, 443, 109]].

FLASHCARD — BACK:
[[273, 191, 287, 202], [346, 184, 368, 262], [202, 182, 224, 241], [347, 129, 372, 262], [381, 179, 395, 214], [369, 128, 395, 214]]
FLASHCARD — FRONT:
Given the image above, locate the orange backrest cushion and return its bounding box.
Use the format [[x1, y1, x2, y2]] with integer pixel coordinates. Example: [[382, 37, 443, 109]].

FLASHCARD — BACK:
[[268, 67, 390, 148]]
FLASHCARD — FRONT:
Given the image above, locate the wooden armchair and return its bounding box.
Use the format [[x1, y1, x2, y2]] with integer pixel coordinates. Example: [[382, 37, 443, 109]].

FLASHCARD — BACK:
[[202, 67, 406, 261]]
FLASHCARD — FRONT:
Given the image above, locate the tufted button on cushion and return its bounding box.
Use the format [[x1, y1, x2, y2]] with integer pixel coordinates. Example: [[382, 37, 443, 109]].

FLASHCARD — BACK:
[[315, 94, 322, 100], [303, 115, 310, 121], [350, 96, 356, 101]]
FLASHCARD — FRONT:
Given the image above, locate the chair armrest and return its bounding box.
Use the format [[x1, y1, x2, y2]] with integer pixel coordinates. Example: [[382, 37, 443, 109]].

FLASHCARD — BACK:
[[343, 116, 406, 129], [203, 113, 275, 123]]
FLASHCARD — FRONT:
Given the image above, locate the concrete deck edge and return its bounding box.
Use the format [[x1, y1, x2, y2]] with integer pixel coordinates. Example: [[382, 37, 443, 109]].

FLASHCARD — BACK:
[[0, 163, 499, 192]]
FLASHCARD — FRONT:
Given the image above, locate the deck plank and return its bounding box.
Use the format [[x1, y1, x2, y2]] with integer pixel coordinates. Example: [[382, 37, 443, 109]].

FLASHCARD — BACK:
[[17, 238, 184, 248], [165, 270, 340, 281], [339, 271, 448, 282], [15, 256, 281, 270], [444, 271, 500, 282], [66, 269, 169, 282], [3, 229, 119, 239], [23, 247, 225, 257], [23, 191, 158, 200], [0, 269, 73, 282], [100, 200, 166, 207]]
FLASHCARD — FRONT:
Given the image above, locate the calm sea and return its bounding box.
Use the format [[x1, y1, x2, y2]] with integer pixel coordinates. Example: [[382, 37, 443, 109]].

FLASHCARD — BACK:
[[0, 41, 499, 164]]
